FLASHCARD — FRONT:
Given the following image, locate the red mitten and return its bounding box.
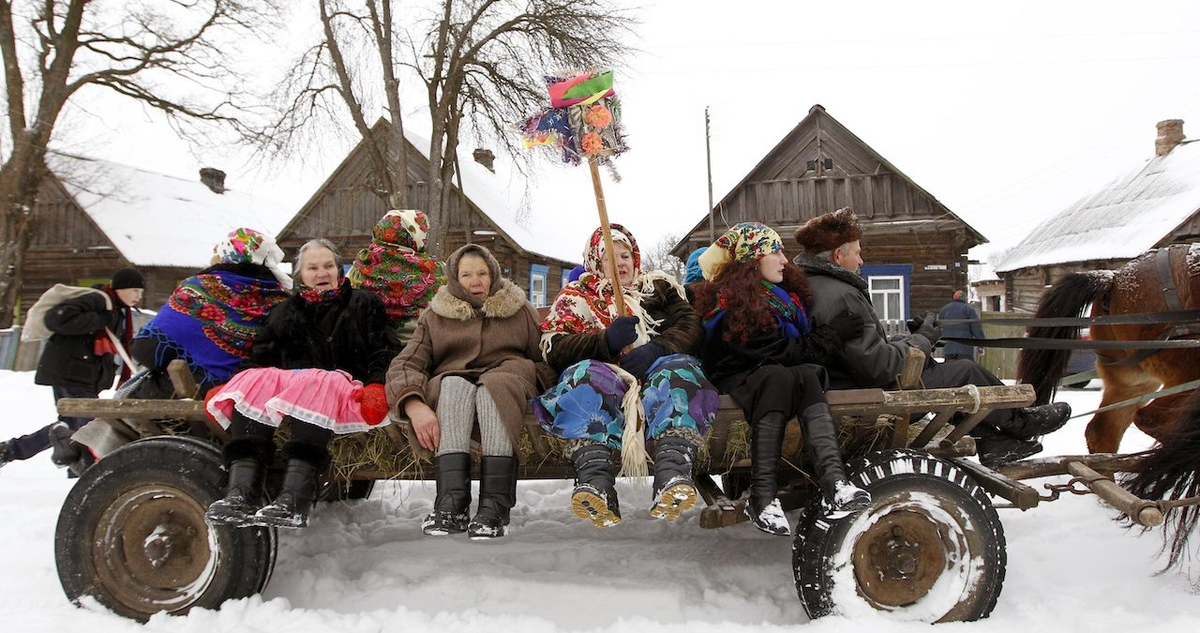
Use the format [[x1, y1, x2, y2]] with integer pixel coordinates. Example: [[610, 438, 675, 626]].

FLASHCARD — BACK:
[[354, 383, 390, 426], [202, 383, 227, 423]]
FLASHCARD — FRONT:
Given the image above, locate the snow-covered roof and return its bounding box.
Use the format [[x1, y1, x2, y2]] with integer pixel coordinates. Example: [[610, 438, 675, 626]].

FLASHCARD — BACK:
[[47, 152, 295, 268], [401, 128, 580, 263], [993, 140, 1200, 273]]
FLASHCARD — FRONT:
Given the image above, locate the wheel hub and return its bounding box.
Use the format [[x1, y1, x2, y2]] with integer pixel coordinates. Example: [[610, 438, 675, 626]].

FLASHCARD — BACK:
[[93, 485, 215, 615], [852, 509, 949, 607]]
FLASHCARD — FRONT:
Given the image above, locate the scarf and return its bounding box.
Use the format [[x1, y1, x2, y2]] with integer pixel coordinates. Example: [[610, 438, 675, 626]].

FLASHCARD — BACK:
[[134, 269, 289, 385], [348, 210, 443, 329], [298, 280, 345, 305]]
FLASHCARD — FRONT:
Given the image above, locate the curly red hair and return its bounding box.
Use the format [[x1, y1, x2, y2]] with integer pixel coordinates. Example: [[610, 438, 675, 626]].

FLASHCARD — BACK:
[[692, 259, 813, 344]]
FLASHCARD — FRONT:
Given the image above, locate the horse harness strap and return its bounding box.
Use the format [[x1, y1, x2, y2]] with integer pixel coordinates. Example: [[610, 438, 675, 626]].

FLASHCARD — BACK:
[[1098, 246, 1200, 367]]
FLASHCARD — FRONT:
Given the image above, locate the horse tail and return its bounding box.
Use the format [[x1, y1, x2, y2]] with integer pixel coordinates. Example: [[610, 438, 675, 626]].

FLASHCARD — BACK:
[[1016, 270, 1113, 404], [1121, 389, 1200, 571]]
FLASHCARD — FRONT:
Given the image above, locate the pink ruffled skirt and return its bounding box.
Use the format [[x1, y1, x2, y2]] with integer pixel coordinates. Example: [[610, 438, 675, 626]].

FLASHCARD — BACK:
[[206, 367, 384, 434]]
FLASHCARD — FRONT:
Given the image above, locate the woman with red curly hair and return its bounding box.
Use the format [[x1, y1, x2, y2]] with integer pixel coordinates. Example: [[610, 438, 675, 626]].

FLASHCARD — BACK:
[[692, 222, 870, 535]]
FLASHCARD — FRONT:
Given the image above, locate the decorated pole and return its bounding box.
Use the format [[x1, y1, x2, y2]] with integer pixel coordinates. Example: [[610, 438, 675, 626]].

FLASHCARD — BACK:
[[521, 70, 629, 315]]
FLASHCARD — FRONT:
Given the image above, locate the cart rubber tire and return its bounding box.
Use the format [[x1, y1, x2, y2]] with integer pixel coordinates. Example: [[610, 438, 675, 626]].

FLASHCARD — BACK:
[[319, 479, 376, 502], [55, 435, 276, 621], [792, 449, 1006, 623]]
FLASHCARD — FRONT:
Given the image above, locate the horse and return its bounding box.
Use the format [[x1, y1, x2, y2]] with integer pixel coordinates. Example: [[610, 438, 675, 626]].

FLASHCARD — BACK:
[[1015, 244, 1200, 453], [1121, 388, 1200, 572]]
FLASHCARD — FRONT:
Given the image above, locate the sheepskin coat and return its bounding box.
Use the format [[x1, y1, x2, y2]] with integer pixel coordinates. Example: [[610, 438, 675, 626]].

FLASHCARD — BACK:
[[386, 278, 546, 454]]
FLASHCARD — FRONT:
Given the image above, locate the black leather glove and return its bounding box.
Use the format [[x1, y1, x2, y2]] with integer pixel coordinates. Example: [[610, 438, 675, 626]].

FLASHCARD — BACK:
[[906, 315, 923, 334], [827, 309, 865, 342], [618, 342, 665, 379], [915, 311, 941, 344], [604, 315, 639, 353]]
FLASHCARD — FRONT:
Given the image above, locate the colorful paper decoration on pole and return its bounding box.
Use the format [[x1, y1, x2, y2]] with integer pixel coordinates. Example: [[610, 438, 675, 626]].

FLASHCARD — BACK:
[[519, 70, 628, 165]]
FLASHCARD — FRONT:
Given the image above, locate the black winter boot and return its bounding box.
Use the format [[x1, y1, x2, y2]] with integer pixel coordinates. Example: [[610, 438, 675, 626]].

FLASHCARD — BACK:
[[468, 455, 518, 540], [746, 411, 790, 535], [256, 439, 327, 529], [569, 443, 621, 528], [423, 452, 472, 536], [801, 403, 871, 519], [206, 435, 274, 527], [649, 435, 698, 521], [1001, 402, 1072, 439]]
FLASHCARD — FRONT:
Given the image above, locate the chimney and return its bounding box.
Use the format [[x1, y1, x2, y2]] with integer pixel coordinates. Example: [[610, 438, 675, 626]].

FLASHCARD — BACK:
[[472, 148, 495, 173], [1155, 119, 1185, 157], [199, 167, 226, 194]]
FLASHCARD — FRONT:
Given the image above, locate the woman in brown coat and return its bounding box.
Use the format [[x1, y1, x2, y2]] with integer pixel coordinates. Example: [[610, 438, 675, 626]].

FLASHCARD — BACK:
[[386, 244, 544, 539]]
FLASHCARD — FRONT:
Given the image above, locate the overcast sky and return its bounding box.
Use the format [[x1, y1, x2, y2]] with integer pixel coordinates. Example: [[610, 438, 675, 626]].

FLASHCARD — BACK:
[[52, 0, 1200, 263]]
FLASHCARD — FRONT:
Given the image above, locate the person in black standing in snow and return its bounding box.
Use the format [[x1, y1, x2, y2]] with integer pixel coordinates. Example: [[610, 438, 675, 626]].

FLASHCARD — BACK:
[[938, 290, 985, 361], [0, 267, 144, 475]]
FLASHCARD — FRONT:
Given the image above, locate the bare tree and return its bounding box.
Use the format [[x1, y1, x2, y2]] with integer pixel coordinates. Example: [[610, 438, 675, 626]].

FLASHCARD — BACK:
[[408, 0, 632, 251], [642, 232, 685, 282], [265, 0, 633, 255], [0, 0, 277, 327]]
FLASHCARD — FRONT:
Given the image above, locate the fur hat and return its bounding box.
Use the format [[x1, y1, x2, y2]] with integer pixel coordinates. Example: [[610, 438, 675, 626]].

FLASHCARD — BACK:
[[793, 207, 863, 254], [110, 267, 144, 290]]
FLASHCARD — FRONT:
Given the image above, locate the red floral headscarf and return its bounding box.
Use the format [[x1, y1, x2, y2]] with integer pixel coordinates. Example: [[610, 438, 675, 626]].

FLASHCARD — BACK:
[[347, 210, 444, 329]]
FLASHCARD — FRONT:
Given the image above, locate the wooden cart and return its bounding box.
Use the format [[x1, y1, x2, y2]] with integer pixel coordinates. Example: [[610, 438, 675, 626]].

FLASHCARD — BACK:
[[50, 357, 1165, 623]]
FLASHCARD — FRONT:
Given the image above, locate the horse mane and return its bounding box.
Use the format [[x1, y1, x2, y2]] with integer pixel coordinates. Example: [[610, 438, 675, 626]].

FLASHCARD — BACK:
[[1016, 271, 1114, 404], [1121, 389, 1200, 572]]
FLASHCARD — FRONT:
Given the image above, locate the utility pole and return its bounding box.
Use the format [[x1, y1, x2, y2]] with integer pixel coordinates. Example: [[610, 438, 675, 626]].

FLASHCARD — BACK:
[[706, 106, 715, 241]]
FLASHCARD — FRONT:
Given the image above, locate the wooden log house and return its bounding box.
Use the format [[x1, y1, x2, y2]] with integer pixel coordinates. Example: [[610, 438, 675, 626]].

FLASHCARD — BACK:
[[671, 105, 988, 321], [277, 120, 578, 308]]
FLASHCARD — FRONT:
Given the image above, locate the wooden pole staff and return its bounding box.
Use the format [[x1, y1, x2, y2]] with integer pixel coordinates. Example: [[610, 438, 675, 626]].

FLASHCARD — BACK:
[[588, 156, 626, 316]]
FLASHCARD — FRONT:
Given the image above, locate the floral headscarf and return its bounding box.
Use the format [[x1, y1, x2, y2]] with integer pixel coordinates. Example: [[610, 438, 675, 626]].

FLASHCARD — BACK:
[[347, 210, 444, 329], [540, 224, 685, 353], [697, 222, 783, 281], [213, 227, 292, 291]]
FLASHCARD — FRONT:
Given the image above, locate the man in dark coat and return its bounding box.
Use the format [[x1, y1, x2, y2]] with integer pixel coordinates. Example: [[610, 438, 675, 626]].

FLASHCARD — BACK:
[[938, 290, 985, 361], [0, 267, 143, 473], [791, 208, 1071, 468]]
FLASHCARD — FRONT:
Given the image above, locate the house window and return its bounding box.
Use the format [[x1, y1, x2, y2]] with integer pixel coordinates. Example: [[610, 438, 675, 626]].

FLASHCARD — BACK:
[[868, 276, 904, 321], [562, 268, 573, 289], [860, 263, 912, 324], [529, 263, 550, 307]]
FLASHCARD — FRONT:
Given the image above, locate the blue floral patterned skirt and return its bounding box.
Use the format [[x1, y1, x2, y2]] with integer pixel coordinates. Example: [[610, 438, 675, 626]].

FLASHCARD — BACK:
[[532, 354, 717, 449]]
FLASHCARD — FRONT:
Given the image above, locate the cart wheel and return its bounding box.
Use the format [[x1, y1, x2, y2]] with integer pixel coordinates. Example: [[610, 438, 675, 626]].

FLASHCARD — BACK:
[[793, 449, 1006, 623], [319, 479, 376, 502], [55, 435, 276, 621]]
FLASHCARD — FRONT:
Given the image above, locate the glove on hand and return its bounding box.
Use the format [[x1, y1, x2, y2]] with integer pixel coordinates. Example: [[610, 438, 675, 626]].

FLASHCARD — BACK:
[[353, 383, 390, 426], [828, 309, 865, 342], [604, 315, 640, 353], [915, 312, 942, 344], [619, 342, 666, 379]]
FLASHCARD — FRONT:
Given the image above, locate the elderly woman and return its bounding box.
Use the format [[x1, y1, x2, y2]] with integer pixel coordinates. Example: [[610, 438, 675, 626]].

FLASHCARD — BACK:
[[691, 223, 870, 535], [387, 244, 545, 539], [205, 239, 401, 529], [534, 224, 718, 528], [130, 227, 292, 398], [348, 209, 444, 344]]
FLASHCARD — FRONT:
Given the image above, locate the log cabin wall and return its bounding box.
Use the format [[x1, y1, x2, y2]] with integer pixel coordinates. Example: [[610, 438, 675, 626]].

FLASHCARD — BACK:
[[1000, 258, 1129, 314], [673, 105, 985, 320]]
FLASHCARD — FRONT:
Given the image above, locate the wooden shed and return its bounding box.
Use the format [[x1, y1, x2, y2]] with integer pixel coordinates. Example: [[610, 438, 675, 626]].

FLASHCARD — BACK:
[[671, 105, 987, 321], [20, 153, 293, 315], [277, 120, 578, 307], [991, 119, 1200, 313]]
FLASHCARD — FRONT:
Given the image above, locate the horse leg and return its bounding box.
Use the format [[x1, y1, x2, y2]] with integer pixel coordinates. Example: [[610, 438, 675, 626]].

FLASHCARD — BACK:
[[1087, 363, 1159, 453], [1133, 391, 1193, 445]]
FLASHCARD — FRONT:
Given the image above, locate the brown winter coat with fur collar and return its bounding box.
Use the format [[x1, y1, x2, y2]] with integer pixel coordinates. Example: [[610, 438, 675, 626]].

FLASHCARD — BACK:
[[385, 278, 547, 459]]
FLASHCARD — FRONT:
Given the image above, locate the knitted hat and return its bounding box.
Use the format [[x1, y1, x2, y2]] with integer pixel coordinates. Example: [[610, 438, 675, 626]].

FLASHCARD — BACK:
[[698, 222, 783, 281], [683, 247, 707, 284], [213, 227, 292, 290], [111, 267, 144, 290], [793, 207, 863, 254]]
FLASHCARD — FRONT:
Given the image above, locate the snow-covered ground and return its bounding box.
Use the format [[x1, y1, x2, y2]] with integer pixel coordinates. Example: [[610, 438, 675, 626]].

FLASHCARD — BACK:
[[1, 369, 1196, 632]]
